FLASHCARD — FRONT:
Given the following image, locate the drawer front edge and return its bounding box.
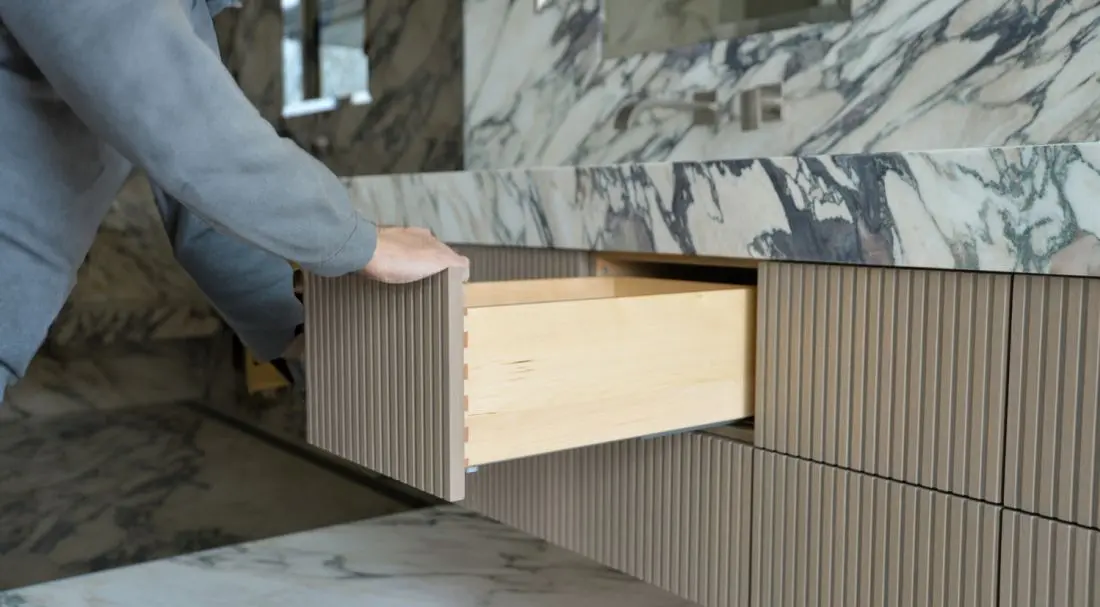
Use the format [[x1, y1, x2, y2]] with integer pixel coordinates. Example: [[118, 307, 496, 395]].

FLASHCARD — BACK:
[[304, 269, 466, 501]]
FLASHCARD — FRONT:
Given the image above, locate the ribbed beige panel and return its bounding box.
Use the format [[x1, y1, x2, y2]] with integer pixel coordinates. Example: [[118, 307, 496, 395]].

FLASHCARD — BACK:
[[303, 269, 466, 501], [463, 432, 753, 607], [755, 262, 1011, 502], [451, 245, 593, 282], [1005, 275, 1100, 528], [460, 448, 580, 547], [752, 451, 1000, 607], [1000, 511, 1100, 606]]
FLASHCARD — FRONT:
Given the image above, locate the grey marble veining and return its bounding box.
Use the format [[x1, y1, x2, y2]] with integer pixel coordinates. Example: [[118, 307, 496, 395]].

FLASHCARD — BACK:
[[466, 0, 1100, 168], [0, 505, 695, 606], [48, 173, 220, 352], [348, 142, 1100, 277], [0, 340, 214, 423], [603, 0, 852, 59], [0, 400, 408, 590]]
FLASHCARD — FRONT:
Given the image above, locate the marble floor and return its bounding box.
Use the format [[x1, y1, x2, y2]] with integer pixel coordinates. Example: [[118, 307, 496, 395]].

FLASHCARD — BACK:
[[0, 341, 413, 591]]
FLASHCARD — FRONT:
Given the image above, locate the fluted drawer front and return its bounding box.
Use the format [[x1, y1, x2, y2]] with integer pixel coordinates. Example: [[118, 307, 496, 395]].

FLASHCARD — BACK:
[[756, 262, 1011, 501], [304, 270, 467, 500], [464, 432, 753, 607], [1001, 512, 1100, 607], [1006, 275, 1100, 528], [306, 266, 754, 501], [452, 245, 593, 281], [752, 452, 1000, 607]]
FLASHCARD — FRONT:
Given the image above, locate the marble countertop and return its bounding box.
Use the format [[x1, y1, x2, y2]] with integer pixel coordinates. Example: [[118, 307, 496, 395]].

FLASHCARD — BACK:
[[346, 142, 1100, 277], [0, 505, 694, 607], [62, 141, 1100, 350]]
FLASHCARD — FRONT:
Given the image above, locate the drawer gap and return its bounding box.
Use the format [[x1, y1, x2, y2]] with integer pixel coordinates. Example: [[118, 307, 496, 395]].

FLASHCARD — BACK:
[[594, 252, 758, 286]]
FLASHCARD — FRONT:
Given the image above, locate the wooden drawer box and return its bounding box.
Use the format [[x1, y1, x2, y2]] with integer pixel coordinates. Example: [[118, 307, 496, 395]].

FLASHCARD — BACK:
[[303, 268, 754, 501]]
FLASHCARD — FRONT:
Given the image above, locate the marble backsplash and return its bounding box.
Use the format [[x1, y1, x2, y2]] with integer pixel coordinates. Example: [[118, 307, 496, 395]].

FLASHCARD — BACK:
[[347, 142, 1100, 277], [602, 0, 853, 58], [465, 0, 1100, 169]]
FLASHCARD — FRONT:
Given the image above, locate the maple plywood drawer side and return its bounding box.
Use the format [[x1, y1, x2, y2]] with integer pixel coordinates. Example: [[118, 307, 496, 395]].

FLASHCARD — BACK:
[[304, 268, 755, 501]]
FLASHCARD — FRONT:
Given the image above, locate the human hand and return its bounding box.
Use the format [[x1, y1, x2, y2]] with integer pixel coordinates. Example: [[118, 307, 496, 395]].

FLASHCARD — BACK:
[[361, 226, 470, 283]]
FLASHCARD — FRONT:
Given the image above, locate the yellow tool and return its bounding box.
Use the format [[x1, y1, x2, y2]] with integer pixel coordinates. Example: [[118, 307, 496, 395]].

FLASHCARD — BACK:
[[243, 348, 291, 395], [241, 262, 302, 395]]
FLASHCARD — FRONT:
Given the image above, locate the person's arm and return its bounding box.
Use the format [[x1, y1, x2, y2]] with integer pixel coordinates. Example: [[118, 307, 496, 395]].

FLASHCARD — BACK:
[[0, 0, 374, 277]]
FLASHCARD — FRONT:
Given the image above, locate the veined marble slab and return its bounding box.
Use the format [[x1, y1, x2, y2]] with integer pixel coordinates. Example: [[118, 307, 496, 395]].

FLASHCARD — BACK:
[[49, 174, 221, 350], [348, 142, 1100, 276], [0, 401, 407, 590], [0, 506, 694, 607], [466, 0, 1100, 168]]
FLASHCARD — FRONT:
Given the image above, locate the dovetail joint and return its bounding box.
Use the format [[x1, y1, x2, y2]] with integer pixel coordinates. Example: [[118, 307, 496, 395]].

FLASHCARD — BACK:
[[462, 311, 471, 466]]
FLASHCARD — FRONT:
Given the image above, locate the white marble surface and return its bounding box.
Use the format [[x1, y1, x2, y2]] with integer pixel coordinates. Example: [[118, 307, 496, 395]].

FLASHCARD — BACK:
[[347, 141, 1100, 276], [0, 506, 695, 607], [466, 0, 1100, 168], [602, 0, 850, 58]]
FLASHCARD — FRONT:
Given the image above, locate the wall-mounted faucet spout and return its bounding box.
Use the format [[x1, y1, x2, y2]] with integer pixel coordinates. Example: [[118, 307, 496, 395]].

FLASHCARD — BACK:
[[613, 91, 719, 130], [613, 84, 783, 131]]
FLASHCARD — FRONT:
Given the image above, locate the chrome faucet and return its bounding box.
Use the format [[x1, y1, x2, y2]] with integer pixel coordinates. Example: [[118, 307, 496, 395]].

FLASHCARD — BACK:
[[613, 84, 782, 131], [613, 91, 718, 130]]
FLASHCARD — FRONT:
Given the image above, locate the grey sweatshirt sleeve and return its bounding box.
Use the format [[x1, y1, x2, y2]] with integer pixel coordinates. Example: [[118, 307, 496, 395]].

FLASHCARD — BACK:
[[0, 0, 375, 277]]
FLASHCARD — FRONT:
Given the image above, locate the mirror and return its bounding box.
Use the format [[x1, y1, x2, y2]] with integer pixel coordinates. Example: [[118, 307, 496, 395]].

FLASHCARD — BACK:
[[281, 0, 372, 118], [603, 0, 851, 58]]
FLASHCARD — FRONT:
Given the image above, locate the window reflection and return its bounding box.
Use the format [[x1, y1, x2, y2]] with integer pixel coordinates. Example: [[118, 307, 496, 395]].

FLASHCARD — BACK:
[[281, 0, 371, 118]]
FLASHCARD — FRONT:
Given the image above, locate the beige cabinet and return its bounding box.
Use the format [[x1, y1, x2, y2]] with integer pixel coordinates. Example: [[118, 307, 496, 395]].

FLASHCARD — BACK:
[[754, 263, 1012, 502], [463, 430, 755, 607], [1001, 512, 1100, 607], [752, 451, 1001, 607], [302, 250, 755, 501], [301, 248, 1100, 607], [1005, 275, 1100, 528]]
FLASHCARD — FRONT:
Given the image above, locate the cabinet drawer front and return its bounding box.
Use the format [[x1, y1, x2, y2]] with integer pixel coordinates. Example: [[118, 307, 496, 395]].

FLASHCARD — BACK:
[[753, 452, 1001, 607], [1005, 275, 1100, 528], [304, 269, 754, 501], [304, 270, 466, 501], [463, 432, 754, 607], [1000, 512, 1100, 606], [755, 262, 1011, 502]]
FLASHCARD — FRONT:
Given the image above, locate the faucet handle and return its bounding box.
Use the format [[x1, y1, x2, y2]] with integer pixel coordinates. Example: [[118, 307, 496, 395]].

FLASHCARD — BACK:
[[740, 84, 783, 131], [692, 91, 718, 127], [612, 84, 783, 132]]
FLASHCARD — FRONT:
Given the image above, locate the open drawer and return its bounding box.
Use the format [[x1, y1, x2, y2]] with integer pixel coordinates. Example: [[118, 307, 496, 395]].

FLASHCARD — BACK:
[[303, 268, 754, 501]]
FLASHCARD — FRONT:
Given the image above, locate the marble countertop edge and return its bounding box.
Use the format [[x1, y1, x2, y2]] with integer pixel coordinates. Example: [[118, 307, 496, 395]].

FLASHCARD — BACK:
[[0, 506, 695, 607], [344, 141, 1100, 277]]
